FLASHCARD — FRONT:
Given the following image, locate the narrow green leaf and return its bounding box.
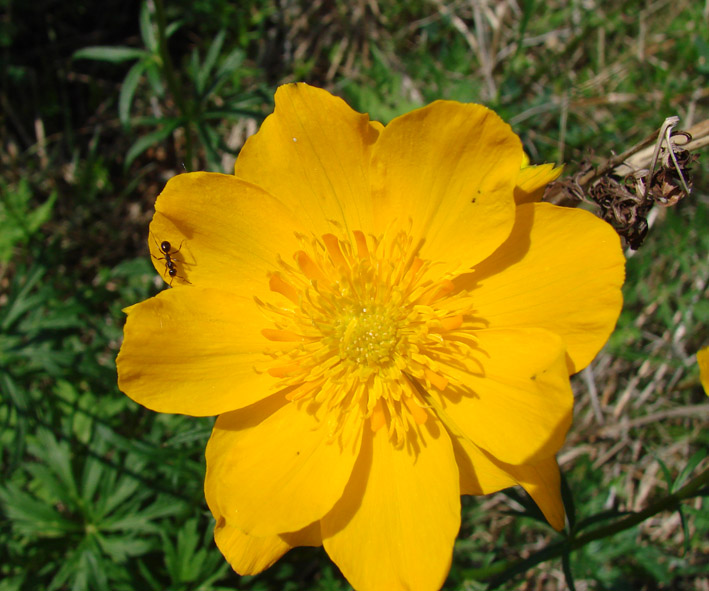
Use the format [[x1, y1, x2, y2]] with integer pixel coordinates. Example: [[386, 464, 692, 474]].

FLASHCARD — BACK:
[[201, 107, 264, 120], [26, 463, 76, 507], [677, 506, 691, 555], [101, 471, 142, 518], [135, 559, 163, 591], [561, 551, 577, 591], [197, 30, 226, 94], [145, 60, 166, 98], [25, 190, 56, 234], [165, 20, 183, 38], [72, 46, 147, 63], [101, 513, 162, 535], [215, 47, 245, 79], [195, 123, 222, 173], [124, 119, 181, 168], [33, 430, 79, 501], [0, 483, 79, 537], [190, 48, 202, 94], [96, 533, 155, 561], [656, 455, 675, 490], [119, 60, 149, 126], [80, 452, 106, 510], [176, 518, 201, 580], [139, 0, 158, 53], [1, 266, 45, 330], [560, 471, 576, 532], [674, 449, 707, 491]]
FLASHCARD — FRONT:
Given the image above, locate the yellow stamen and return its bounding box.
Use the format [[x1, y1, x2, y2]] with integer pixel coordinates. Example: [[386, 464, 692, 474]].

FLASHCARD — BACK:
[[322, 233, 347, 268], [257, 229, 480, 444], [269, 274, 299, 303], [261, 329, 306, 342], [295, 251, 327, 282]]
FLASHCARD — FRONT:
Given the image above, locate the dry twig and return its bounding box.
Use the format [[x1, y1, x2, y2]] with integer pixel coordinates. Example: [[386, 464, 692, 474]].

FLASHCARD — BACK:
[[543, 117, 705, 249]]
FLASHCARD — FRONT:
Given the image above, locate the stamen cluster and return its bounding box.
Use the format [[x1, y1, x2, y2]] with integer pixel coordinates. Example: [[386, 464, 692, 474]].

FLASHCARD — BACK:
[[258, 229, 479, 443]]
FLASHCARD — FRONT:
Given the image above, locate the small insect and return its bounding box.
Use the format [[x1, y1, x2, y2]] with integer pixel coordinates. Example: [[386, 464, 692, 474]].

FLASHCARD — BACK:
[[151, 236, 191, 286]]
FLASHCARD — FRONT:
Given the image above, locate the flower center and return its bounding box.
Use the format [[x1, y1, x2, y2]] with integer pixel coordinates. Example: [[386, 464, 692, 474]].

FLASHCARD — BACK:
[[338, 306, 398, 366], [257, 229, 477, 444]]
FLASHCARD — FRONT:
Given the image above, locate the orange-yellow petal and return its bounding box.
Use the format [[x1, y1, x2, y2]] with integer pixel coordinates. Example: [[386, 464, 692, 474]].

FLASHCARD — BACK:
[[117, 287, 274, 416], [442, 327, 573, 465], [214, 517, 322, 575], [514, 162, 563, 205], [148, 172, 305, 294], [505, 456, 565, 531], [454, 202, 624, 373], [205, 394, 363, 537], [370, 101, 521, 273], [214, 519, 321, 576], [451, 433, 517, 495], [452, 437, 565, 530], [234, 83, 380, 237], [698, 347, 709, 395], [321, 420, 460, 591]]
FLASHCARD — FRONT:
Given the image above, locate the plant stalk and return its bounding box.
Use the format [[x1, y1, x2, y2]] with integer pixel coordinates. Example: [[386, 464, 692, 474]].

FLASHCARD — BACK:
[[153, 0, 193, 170], [472, 465, 709, 587]]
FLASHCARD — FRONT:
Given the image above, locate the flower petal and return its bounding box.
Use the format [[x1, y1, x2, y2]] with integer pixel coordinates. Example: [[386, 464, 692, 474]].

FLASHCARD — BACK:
[[514, 163, 563, 204], [442, 327, 573, 465], [451, 435, 516, 495], [505, 456, 565, 531], [149, 172, 306, 294], [321, 421, 460, 591], [455, 202, 624, 373], [234, 83, 380, 236], [205, 394, 363, 537], [371, 101, 521, 273], [451, 438, 564, 530], [698, 346, 709, 395], [117, 287, 274, 416], [214, 518, 321, 576]]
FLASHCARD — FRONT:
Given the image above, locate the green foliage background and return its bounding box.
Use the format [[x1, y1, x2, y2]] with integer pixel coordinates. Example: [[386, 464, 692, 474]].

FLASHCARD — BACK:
[[1, 0, 707, 589]]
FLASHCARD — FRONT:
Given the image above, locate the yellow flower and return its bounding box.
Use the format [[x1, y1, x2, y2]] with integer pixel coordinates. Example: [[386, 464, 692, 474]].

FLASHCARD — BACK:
[[117, 83, 624, 591], [698, 347, 709, 395]]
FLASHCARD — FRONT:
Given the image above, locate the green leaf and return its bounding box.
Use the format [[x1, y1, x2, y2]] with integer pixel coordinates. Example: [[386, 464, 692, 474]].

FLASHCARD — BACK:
[[0, 181, 56, 262], [560, 471, 576, 532], [196, 122, 222, 173], [0, 482, 80, 537], [561, 551, 577, 591], [215, 47, 245, 79], [32, 430, 79, 502], [124, 119, 181, 168], [197, 30, 226, 95], [102, 497, 183, 533], [79, 446, 107, 507], [72, 46, 148, 63], [100, 474, 142, 518], [674, 449, 707, 491], [501, 488, 548, 525], [145, 60, 166, 98], [96, 533, 155, 561], [119, 60, 149, 126], [139, 0, 158, 53], [656, 455, 674, 489], [165, 20, 183, 39], [1, 266, 46, 330]]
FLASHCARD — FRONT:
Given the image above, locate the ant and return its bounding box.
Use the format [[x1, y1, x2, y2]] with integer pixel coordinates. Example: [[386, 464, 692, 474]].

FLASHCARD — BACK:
[[151, 235, 192, 286]]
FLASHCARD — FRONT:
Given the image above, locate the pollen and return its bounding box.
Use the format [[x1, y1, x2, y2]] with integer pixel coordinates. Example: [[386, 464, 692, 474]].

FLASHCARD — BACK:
[[258, 229, 479, 444], [336, 306, 398, 367]]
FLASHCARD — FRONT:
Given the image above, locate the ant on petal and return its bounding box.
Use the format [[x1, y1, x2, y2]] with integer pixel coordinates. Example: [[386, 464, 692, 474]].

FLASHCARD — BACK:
[[151, 235, 191, 286]]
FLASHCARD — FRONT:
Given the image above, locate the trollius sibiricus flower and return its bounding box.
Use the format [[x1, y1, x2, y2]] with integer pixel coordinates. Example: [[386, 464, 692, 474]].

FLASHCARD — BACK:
[[117, 83, 625, 591]]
